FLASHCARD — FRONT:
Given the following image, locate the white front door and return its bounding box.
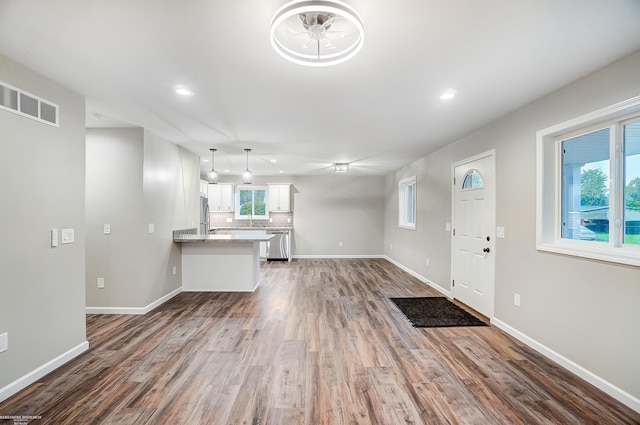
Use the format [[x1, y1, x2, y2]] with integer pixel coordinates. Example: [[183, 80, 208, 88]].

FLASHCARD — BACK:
[[452, 152, 495, 318]]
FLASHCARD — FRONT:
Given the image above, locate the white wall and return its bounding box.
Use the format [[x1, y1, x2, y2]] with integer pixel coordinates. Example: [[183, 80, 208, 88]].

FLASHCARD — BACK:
[[0, 54, 87, 396], [143, 130, 200, 306], [85, 128, 199, 311], [384, 49, 640, 404], [85, 128, 145, 308]]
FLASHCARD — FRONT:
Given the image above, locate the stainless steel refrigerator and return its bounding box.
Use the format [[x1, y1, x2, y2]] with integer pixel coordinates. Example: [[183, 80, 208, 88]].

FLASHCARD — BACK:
[[199, 196, 210, 234]]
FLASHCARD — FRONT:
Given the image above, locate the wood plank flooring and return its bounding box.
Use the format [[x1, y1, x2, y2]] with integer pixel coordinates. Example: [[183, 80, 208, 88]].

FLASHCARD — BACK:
[[1, 258, 638, 424]]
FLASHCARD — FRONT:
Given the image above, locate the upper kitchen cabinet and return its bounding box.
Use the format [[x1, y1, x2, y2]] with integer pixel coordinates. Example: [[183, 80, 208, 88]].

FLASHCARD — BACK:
[[199, 180, 209, 198], [208, 183, 234, 212], [268, 184, 291, 212]]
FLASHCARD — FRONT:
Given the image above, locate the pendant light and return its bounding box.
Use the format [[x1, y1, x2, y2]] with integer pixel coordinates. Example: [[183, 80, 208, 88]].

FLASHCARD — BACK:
[[242, 148, 253, 184], [207, 148, 219, 184]]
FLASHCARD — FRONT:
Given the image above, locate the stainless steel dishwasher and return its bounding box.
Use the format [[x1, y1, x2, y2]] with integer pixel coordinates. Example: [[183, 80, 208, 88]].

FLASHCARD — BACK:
[[266, 230, 289, 260]]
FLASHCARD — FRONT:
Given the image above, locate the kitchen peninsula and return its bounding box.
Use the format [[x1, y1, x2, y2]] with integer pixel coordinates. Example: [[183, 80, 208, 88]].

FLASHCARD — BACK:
[[173, 231, 274, 292]]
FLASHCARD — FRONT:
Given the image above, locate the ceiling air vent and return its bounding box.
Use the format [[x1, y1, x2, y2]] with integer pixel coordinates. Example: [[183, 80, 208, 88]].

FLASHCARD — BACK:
[[0, 80, 59, 127]]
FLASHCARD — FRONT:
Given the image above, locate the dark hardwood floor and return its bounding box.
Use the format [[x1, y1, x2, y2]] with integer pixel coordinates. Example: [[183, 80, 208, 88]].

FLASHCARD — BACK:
[[1, 259, 638, 424]]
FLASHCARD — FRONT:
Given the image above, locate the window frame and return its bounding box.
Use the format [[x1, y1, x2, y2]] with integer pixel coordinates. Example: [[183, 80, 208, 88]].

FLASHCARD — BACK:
[[398, 176, 417, 230], [536, 95, 640, 266]]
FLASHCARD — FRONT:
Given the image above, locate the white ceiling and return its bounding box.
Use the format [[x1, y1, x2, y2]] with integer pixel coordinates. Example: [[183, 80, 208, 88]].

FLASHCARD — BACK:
[[1, 0, 640, 177]]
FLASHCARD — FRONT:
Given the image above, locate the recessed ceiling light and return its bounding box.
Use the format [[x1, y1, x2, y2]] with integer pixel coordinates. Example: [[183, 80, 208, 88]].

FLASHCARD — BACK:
[[175, 87, 194, 96], [202, 158, 209, 162], [279, 170, 284, 174], [270, 159, 278, 163], [440, 89, 456, 100]]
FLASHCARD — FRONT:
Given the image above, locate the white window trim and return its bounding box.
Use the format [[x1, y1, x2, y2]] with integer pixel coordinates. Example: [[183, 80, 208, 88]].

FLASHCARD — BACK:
[[399, 176, 416, 230], [536, 95, 640, 267]]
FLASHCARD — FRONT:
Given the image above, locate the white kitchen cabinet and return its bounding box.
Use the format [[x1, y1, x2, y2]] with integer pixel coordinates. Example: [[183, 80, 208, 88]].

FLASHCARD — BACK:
[[208, 183, 234, 212], [199, 180, 209, 197], [268, 184, 291, 212]]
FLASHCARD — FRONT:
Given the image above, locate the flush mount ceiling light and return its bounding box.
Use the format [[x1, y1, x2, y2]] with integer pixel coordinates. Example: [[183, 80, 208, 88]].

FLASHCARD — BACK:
[[270, 0, 364, 67], [207, 148, 219, 184], [334, 162, 349, 172], [243, 148, 253, 184]]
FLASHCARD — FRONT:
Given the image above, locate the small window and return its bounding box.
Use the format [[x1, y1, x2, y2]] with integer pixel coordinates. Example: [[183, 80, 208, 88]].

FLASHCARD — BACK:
[[235, 186, 268, 220], [462, 169, 483, 189], [399, 176, 416, 229]]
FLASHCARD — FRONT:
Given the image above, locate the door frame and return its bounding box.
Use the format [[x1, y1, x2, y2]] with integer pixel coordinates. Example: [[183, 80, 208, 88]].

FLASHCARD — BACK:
[[450, 149, 496, 319]]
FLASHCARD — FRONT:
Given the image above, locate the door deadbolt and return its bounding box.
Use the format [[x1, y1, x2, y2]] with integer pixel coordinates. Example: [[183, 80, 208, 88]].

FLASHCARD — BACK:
[[483, 247, 490, 253]]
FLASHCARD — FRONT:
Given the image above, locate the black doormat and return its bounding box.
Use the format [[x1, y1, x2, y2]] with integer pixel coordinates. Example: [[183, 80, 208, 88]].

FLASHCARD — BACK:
[[390, 297, 488, 328]]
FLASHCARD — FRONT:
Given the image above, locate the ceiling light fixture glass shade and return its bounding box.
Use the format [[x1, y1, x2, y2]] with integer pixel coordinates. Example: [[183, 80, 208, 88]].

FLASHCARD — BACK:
[[334, 162, 349, 172], [270, 0, 364, 67], [207, 148, 218, 184], [243, 148, 253, 184]]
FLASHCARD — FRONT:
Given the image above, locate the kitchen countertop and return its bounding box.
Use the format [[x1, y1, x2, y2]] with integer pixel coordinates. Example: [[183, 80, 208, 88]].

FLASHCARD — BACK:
[[173, 234, 275, 243], [211, 227, 293, 231]]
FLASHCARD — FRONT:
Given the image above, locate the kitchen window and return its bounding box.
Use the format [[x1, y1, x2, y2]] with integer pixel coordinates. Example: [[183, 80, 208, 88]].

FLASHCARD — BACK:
[[235, 186, 268, 220], [399, 176, 416, 229], [536, 95, 640, 266]]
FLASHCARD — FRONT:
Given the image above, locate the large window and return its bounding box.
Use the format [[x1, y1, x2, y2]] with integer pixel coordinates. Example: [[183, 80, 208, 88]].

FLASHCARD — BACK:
[[399, 176, 416, 229], [235, 186, 268, 220], [537, 96, 640, 266]]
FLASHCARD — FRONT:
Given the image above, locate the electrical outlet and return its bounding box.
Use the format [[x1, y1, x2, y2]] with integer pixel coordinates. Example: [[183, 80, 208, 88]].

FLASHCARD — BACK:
[[287, 217, 291, 223], [389, 244, 393, 250], [148, 223, 155, 233], [269, 218, 273, 223], [104, 224, 111, 235], [97, 277, 105, 289], [338, 241, 343, 247], [172, 266, 177, 275], [0, 333, 8, 353], [514, 293, 521, 307], [226, 217, 233, 223]]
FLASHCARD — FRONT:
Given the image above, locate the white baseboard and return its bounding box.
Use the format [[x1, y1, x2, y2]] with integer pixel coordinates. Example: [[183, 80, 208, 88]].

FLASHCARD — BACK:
[[492, 318, 640, 413], [86, 287, 182, 315], [0, 341, 89, 403], [292, 254, 385, 259], [383, 256, 451, 298]]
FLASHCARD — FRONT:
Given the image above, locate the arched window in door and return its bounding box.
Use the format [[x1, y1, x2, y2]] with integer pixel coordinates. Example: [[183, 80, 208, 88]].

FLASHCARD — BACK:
[[462, 169, 483, 190]]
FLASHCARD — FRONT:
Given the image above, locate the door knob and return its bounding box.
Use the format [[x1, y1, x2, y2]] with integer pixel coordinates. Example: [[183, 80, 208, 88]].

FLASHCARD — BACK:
[[483, 247, 490, 253]]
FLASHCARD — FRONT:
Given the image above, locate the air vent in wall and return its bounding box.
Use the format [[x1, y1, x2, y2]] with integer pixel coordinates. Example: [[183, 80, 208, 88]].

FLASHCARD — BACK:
[[0, 80, 59, 127]]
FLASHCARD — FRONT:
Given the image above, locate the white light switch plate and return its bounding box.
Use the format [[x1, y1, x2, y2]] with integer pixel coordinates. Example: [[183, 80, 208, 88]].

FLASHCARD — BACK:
[[226, 218, 233, 223], [497, 226, 505, 238], [446, 223, 451, 232], [148, 223, 155, 233], [61, 228, 74, 244], [104, 224, 111, 235]]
